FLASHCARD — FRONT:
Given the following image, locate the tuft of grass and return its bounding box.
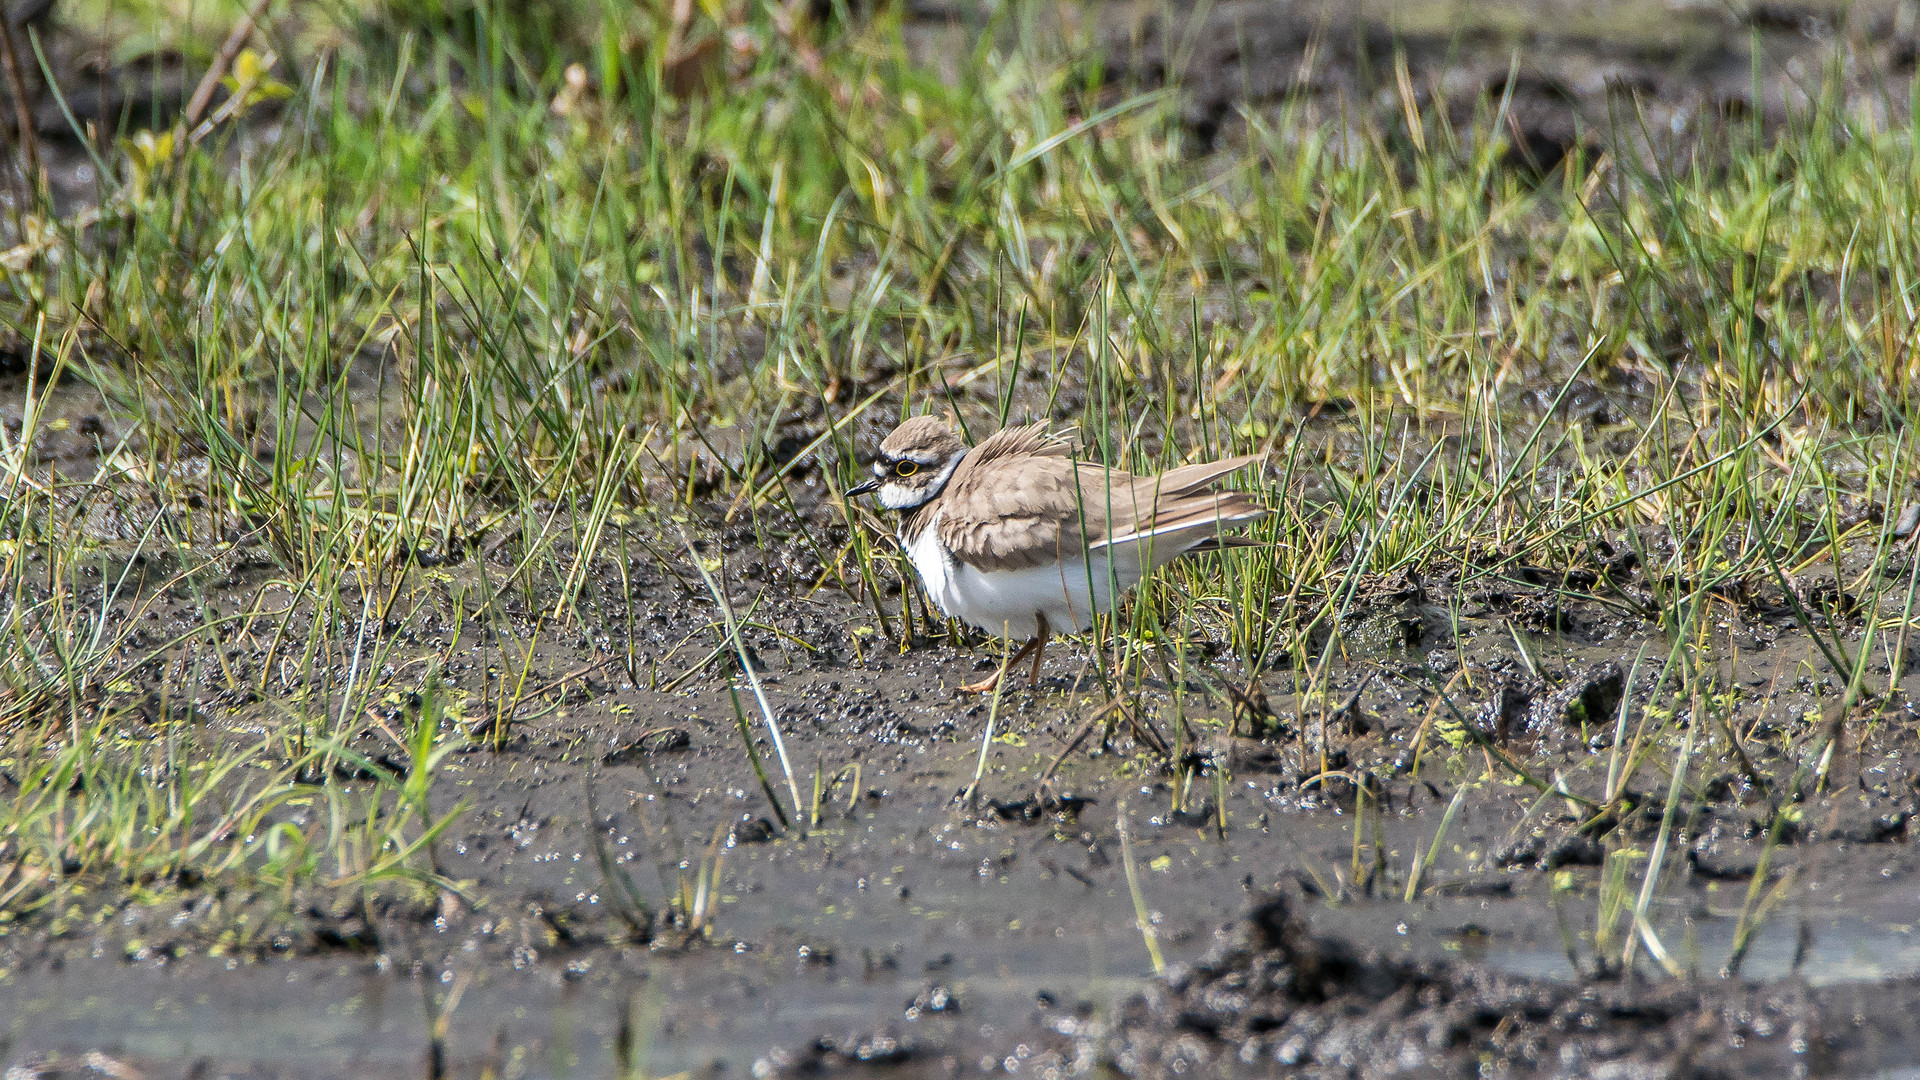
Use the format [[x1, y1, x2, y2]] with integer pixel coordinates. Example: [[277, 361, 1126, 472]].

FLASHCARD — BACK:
[[1, 0, 1919, 984]]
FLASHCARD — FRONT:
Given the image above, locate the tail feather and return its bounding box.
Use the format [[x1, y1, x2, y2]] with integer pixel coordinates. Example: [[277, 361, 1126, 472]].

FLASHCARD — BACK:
[[1184, 535, 1266, 554], [1145, 453, 1267, 500], [1091, 491, 1267, 569]]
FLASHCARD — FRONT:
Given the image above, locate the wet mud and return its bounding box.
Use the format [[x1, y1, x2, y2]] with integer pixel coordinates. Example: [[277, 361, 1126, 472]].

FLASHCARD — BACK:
[[906, 0, 1919, 169], [1098, 895, 1920, 1079], [5, 306, 1920, 1077], [2, 436, 1919, 1077], [6, 3, 1920, 1078]]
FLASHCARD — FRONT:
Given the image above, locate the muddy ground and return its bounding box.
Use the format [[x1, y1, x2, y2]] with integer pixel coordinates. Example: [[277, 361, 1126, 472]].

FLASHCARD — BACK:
[[931, 0, 1915, 167], [5, 1, 1920, 1077], [5, 356, 1920, 1079]]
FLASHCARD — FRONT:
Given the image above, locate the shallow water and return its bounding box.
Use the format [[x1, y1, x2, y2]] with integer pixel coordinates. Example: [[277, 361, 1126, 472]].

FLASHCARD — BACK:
[[1482, 910, 1920, 985]]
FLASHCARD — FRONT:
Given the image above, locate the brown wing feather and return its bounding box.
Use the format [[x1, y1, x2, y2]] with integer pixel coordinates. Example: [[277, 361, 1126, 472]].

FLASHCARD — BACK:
[[964, 422, 1073, 466], [938, 465, 1105, 572], [1111, 491, 1266, 537], [936, 425, 1265, 573], [937, 427, 1132, 572], [1101, 490, 1268, 570], [1148, 453, 1267, 499]]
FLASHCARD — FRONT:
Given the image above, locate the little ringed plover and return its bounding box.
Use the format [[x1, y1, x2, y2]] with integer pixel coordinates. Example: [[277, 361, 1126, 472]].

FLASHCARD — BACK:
[[847, 415, 1267, 692]]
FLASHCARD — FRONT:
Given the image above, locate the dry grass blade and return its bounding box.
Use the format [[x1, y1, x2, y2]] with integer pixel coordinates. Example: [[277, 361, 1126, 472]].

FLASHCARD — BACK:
[[1405, 778, 1470, 903], [1116, 799, 1165, 975], [679, 526, 805, 835]]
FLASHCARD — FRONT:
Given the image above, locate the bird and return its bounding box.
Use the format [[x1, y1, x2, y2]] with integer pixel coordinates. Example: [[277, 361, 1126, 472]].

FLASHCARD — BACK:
[[846, 415, 1268, 693]]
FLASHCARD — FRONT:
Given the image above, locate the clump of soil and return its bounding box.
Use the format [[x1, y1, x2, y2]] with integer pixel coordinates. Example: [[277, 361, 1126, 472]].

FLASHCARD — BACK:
[[1099, 895, 1920, 1078]]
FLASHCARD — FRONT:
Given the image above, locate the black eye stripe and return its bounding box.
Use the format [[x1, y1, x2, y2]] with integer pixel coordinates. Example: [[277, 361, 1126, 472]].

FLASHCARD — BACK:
[[873, 454, 942, 476]]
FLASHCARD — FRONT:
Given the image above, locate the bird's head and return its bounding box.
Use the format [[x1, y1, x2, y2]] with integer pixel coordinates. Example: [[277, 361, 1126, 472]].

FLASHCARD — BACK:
[[846, 415, 968, 511]]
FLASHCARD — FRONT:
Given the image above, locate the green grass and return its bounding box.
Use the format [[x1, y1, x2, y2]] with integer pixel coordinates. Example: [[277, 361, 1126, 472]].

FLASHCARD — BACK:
[[1, 0, 1918, 972]]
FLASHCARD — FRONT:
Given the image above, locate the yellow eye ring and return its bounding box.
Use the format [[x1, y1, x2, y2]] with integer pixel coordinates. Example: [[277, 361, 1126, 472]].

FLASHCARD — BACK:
[[895, 460, 919, 477]]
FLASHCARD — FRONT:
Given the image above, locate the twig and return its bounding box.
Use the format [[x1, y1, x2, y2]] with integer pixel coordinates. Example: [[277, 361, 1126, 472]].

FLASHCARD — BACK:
[[0, 11, 39, 204], [179, 0, 272, 138], [461, 654, 617, 739], [1036, 705, 1109, 794], [190, 47, 278, 144]]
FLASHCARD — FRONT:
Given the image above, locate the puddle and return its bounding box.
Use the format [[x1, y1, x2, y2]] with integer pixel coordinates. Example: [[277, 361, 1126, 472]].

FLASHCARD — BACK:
[[1485, 911, 1920, 985], [0, 908, 1157, 1077]]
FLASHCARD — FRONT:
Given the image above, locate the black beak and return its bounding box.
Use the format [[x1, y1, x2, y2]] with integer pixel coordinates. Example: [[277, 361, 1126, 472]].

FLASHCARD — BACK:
[[846, 479, 879, 498]]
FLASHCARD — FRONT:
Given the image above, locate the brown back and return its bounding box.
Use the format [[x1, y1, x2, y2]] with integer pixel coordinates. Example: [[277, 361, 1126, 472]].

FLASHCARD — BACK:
[[918, 424, 1263, 573]]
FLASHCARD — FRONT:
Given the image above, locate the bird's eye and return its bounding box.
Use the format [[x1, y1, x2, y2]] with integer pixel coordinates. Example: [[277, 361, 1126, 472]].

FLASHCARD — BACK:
[[895, 460, 919, 477]]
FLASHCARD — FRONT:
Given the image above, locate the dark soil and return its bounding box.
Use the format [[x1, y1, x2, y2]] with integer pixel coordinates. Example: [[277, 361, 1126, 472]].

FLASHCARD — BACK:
[[1096, 894, 1920, 1079], [906, 0, 1916, 169], [6, 2, 1920, 1078], [3, 449, 1919, 1077], [6, 330, 1920, 1077]]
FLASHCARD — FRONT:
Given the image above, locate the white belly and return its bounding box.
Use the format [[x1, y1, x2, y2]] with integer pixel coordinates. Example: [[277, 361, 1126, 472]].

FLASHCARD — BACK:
[[903, 518, 1138, 639]]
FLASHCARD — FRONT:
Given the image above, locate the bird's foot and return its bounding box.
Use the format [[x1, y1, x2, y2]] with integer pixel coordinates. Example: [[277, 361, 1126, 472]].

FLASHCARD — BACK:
[[958, 669, 1005, 694]]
